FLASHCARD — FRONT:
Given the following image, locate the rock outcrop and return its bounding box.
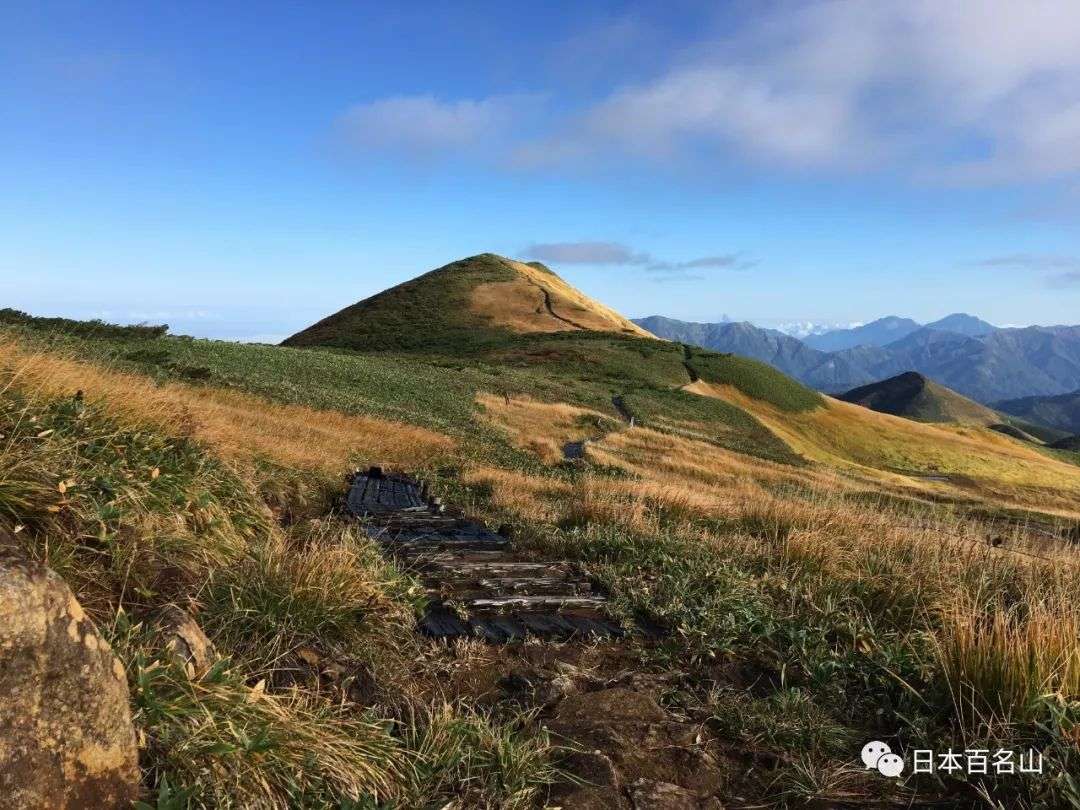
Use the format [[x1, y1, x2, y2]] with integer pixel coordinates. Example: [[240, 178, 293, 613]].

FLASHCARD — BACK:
[[0, 551, 140, 808], [155, 604, 217, 677], [537, 674, 728, 809]]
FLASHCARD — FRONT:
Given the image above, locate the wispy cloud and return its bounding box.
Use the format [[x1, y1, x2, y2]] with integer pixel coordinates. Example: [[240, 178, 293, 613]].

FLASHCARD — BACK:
[[334, 94, 543, 161], [974, 254, 1080, 270], [523, 241, 650, 265], [972, 253, 1080, 289], [1048, 271, 1080, 288], [339, 2, 1080, 185], [524, 241, 755, 276], [656, 254, 757, 271]]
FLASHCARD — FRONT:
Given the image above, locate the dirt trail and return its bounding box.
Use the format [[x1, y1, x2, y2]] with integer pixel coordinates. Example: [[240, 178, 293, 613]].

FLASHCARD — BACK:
[[611, 394, 635, 425], [682, 343, 700, 383], [524, 279, 591, 330], [347, 469, 740, 807]]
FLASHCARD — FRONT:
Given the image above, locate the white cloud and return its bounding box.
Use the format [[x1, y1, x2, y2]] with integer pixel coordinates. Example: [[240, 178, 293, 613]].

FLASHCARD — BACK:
[[524, 241, 754, 274], [337, 2, 1080, 183], [336, 94, 541, 159], [558, 1, 1080, 180], [524, 241, 649, 265]]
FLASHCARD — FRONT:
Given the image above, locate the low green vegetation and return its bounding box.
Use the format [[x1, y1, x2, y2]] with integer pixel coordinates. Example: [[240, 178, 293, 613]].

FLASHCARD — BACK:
[[0, 307, 168, 341], [620, 386, 803, 465], [283, 253, 519, 354], [686, 345, 825, 412]]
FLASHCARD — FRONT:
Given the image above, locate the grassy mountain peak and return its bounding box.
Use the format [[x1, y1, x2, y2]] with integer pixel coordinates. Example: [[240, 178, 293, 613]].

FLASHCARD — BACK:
[[283, 253, 653, 353]]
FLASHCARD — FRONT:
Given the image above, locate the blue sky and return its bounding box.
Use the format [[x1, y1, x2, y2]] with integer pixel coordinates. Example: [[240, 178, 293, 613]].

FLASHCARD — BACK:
[[4, 1, 1080, 342]]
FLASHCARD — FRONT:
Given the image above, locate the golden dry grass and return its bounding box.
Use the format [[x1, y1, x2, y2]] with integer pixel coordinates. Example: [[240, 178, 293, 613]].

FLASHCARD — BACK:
[[462, 466, 572, 524], [936, 594, 1080, 723], [468, 259, 656, 337], [466, 410, 1080, 735], [476, 392, 606, 464], [685, 380, 1080, 516], [0, 339, 454, 472], [468, 280, 568, 335]]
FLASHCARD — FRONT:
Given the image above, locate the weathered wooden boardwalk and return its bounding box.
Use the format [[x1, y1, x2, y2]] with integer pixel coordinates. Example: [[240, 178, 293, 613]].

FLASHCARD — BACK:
[[346, 467, 638, 642]]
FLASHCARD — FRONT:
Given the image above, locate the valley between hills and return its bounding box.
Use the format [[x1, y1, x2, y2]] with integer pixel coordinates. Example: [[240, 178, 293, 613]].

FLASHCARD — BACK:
[[2, 254, 1078, 808]]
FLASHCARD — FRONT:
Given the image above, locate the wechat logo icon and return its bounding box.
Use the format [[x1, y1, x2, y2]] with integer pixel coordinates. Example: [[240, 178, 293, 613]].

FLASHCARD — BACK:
[[862, 741, 905, 777]]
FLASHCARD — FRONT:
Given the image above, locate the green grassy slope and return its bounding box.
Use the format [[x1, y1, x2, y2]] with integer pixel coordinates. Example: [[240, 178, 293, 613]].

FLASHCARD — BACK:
[[283, 254, 518, 354], [685, 345, 824, 412], [4, 318, 805, 467]]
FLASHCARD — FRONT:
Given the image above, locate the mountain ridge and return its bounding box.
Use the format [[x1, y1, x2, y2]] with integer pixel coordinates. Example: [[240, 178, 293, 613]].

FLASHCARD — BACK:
[[635, 314, 1080, 404]]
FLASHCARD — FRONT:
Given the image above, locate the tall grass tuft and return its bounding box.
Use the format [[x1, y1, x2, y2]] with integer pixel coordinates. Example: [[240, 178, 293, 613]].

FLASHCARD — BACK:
[[936, 595, 1080, 728], [400, 702, 558, 809], [114, 618, 405, 809], [201, 528, 415, 675]]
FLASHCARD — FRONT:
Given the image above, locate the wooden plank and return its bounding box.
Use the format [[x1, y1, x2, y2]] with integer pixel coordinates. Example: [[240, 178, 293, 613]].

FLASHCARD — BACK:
[[418, 608, 470, 639], [464, 595, 608, 609]]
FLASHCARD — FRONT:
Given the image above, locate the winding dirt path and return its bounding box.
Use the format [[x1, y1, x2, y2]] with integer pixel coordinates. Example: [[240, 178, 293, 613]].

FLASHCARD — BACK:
[[611, 394, 635, 425], [539, 287, 591, 330]]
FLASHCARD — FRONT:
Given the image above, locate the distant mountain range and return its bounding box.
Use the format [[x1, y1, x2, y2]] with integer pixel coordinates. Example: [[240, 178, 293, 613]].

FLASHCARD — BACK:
[[802, 314, 996, 351], [633, 313, 1080, 406]]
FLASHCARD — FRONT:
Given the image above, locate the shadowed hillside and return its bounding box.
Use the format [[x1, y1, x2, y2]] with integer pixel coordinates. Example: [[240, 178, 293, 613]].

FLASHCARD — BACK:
[[838, 371, 999, 425], [1050, 434, 1080, 451]]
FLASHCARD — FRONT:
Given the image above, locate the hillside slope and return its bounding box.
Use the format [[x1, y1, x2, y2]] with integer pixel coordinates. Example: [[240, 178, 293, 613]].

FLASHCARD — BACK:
[[7, 298, 1080, 808], [838, 371, 999, 425], [996, 388, 1080, 434], [284, 254, 652, 353]]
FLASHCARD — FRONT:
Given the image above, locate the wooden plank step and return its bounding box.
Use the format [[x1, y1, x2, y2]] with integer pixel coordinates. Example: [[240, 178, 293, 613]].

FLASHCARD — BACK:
[[426, 579, 594, 599], [422, 569, 582, 586], [419, 560, 570, 576], [367, 524, 507, 541], [388, 538, 511, 554], [469, 615, 528, 643], [412, 550, 514, 564], [418, 607, 624, 642], [347, 473, 428, 515], [463, 594, 608, 609], [418, 608, 470, 639]]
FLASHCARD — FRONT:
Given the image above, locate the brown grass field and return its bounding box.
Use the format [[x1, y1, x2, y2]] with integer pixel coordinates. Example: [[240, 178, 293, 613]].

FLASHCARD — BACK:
[[0, 339, 454, 472]]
